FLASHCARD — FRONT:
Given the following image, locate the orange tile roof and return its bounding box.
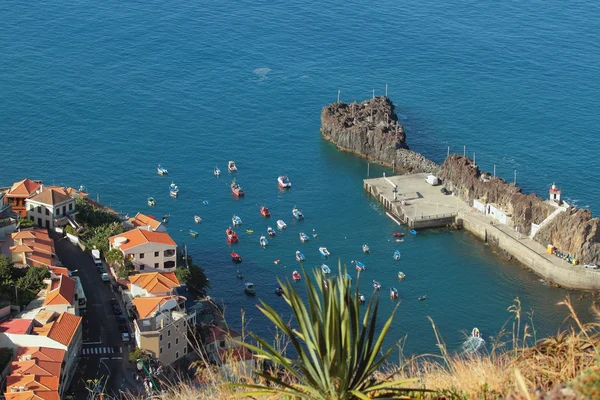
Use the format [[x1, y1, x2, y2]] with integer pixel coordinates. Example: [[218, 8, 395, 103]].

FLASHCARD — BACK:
[[129, 272, 180, 294], [109, 229, 176, 251], [132, 296, 177, 318], [130, 213, 162, 230], [27, 188, 71, 206], [10, 360, 61, 377], [0, 319, 33, 334], [48, 267, 69, 277], [10, 230, 56, 268], [4, 391, 60, 400], [7, 179, 42, 198], [16, 347, 65, 363], [5, 375, 59, 392], [35, 313, 81, 347], [44, 275, 75, 306]]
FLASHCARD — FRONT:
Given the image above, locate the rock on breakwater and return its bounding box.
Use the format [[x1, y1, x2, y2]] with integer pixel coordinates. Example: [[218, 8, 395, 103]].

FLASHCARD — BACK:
[[321, 96, 440, 174]]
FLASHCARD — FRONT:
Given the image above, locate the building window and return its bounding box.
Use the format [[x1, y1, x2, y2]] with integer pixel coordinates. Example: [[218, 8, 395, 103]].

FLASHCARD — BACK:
[[159, 334, 163, 341], [184, 347, 187, 354], [30, 216, 34, 221], [37, 206, 41, 213], [37, 218, 42, 226], [69, 203, 73, 211], [167, 342, 171, 350], [139, 265, 144, 270], [160, 347, 163, 354], [176, 351, 179, 359], [139, 253, 144, 259], [154, 263, 159, 269], [63, 205, 66, 215], [167, 329, 171, 337], [175, 338, 179, 345], [154, 251, 159, 257]]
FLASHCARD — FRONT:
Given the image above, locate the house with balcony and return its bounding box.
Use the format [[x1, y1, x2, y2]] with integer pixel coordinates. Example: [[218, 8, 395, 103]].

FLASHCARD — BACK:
[[42, 274, 86, 315], [3, 179, 43, 218], [109, 229, 177, 272], [131, 295, 191, 365], [10, 229, 58, 268], [25, 187, 76, 231], [125, 212, 167, 232], [128, 272, 180, 297]]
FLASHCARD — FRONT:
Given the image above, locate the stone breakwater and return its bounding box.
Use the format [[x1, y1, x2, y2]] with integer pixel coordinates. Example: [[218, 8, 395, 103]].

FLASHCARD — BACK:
[[441, 155, 600, 265], [320, 97, 440, 174]]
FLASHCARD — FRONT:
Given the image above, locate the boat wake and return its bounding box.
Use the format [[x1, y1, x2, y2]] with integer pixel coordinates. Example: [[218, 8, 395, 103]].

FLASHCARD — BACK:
[[253, 67, 271, 81], [461, 336, 485, 355]]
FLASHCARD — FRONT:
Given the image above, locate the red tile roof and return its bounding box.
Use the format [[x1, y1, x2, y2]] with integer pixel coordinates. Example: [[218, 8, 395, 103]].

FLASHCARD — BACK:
[[4, 391, 60, 400], [132, 296, 180, 318], [109, 229, 176, 251], [44, 275, 75, 306], [27, 188, 72, 206], [130, 213, 162, 231], [10, 230, 56, 267], [6, 179, 42, 198], [10, 360, 61, 377], [205, 325, 242, 345], [0, 319, 33, 334], [34, 313, 81, 347], [129, 272, 180, 294], [5, 375, 59, 392], [15, 347, 65, 363]]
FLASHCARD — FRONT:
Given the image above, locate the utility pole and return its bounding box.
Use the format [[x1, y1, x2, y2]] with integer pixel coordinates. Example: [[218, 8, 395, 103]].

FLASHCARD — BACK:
[[473, 152, 476, 166], [447, 146, 450, 157], [367, 162, 370, 177], [463, 145, 466, 157], [372, 89, 375, 99], [514, 169, 517, 185], [494, 164, 496, 177], [385, 84, 388, 97], [337, 89, 340, 103]]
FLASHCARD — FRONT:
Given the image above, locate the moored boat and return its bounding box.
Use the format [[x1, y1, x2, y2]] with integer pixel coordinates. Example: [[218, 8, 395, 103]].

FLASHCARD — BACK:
[[246, 229, 254, 234], [418, 295, 427, 301], [232, 214, 243, 226], [260, 206, 270, 217], [267, 226, 276, 236], [231, 252, 242, 262], [157, 164, 168, 175], [292, 270, 301, 281], [228, 160, 238, 173], [372, 280, 381, 291], [147, 197, 156, 207], [189, 230, 198, 238], [277, 220, 287, 230], [393, 232, 405, 237], [319, 247, 330, 258], [292, 206, 304, 220], [244, 282, 255, 295], [226, 227, 239, 243], [321, 264, 331, 274], [352, 260, 366, 271], [393, 250, 401, 261], [277, 175, 291, 189], [231, 181, 244, 196], [162, 215, 170, 223], [362, 244, 370, 253], [472, 327, 480, 338], [275, 286, 284, 296], [169, 182, 179, 198], [358, 293, 366, 304], [397, 271, 406, 280], [214, 166, 221, 176], [194, 215, 202, 224], [259, 235, 268, 247], [390, 287, 399, 299], [410, 229, 418, 235], [236, 270, 243, 280], [295, 250, 305, 262], [299, 232, 309, 243]]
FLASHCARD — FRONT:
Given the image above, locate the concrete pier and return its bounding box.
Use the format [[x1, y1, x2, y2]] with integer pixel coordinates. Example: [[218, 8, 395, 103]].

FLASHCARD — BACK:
[[364, 173, 600, 290]]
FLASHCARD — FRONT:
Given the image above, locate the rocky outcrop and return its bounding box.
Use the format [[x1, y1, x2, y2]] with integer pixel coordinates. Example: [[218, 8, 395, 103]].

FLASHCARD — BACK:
[[442, 155, 600, 264], [321, 97, 440, 174], [535, 208, 600, 264]]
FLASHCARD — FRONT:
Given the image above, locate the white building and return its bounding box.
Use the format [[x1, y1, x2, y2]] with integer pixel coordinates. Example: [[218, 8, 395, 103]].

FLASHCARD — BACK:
[[25, 187, 76, 230], [109, 229, 177, 271]]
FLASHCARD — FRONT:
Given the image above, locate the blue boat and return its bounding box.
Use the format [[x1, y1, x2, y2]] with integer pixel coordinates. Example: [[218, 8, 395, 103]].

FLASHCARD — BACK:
[[393, 250, 401, 261], [189, 230, 198, 237], [295, 250, 305, 262], [157, 164, 168, 175], [292, 206, 304, 220], [318, 247, 330, 258], [169, 182, 179, 197], [352, 260, 366, 271], [299, 232, 310, 242], [410, 229, 417, 235], [321, 264, 331, 274], [345, 273, 353, 281], [232, 214, 243, 226]]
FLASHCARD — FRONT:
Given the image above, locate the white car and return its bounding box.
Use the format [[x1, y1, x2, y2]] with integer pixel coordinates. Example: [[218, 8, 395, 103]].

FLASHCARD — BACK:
[[584, 264, 599, 270], [91, 249, 102, 266], [121, 332, 130, 342], [101, 273, 110, 282]]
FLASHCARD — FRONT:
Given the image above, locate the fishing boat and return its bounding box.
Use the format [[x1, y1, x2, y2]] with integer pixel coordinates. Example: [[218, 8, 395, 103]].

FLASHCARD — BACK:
[[194, 215, 202, 224], [228, 160, 238, 173], [393, 232, 405, 237], [169, 182, 179, 198], [226, 227, 239, 244], [396, 238, 404, 243], [157, 164, 168, 175], [203, 200, 209, 205], [214, 166, 221, 176], [274, 259, 281, 264], [372, 280, 381, 291], [292, 270, 301, 281], [410, 229, 418, 235], [275, 286, 284, 296], [231, 181, 244, 196], [393, 250, 401, 261], [277, 175, 291, 189], [390, 287, 399, 299], [246, 229, 254, 234], [358, 293, 366, 304], [292, 206, 304, 220], [295, 250, 305, 262], [267, 226, 276, 236], [189, 230, 198, 238], [244, 282, 255, 295], [277, 220, 287, 230], [231, 252, 242, 263], [462, 327, 485, 354], [352, 260, 366, 271], [236, 270, 243, 280], [362, 244, 370, 253], [299, 232, 309, 243], [259, 235, 268, 247], [319, 247, 330, 258], [232, 214, 243, 226], [472, 328, 480, 338], [321, 264, 331, 274], [162, 215, 170, 223], [147, 197, 156, 207], [260, 206, 270, 217], [397, 271, 406, 280], [418, 295, 427, 301]]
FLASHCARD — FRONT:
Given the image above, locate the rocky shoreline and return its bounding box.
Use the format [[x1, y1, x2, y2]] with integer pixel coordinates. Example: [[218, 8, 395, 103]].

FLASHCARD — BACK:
[[320, 96, 440, 174]]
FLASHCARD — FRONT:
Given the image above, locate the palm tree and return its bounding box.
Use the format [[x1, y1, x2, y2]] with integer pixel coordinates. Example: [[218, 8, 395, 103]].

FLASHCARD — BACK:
[[233, 260, 426, 399]]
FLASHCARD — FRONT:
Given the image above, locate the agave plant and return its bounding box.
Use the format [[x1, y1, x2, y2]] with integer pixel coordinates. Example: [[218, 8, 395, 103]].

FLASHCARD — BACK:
[[233, 260, 425, 399]]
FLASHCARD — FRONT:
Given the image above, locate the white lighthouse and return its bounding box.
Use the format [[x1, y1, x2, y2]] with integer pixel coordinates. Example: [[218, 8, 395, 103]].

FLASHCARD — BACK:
[[549, 183, 561, 204]]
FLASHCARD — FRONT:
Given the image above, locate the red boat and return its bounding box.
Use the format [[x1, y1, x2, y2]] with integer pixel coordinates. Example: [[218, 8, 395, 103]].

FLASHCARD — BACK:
[[260, 206, 270, 217], [292, 271, 301, 281], [231, 252, 242, 263], [231, 181, 245, 196], [226, 227, 239, 243], [393, 232, 405, 237]]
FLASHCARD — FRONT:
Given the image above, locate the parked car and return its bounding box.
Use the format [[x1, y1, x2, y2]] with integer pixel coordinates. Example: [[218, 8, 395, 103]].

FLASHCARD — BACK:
[[101, 273, 110, 282], [97, 265, 105, 273], [112, 304, 122, 315], [584, 264, 599, 269], [109, 298, 118, 306], [121, 332, 131, 342], [440, 187, 449, 195], [91, 249, 102, 266]]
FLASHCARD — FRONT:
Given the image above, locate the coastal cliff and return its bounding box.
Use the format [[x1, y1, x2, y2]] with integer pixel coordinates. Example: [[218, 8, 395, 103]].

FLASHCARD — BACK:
[[441, 155, 600, 264], [321, 97, 440, 174]]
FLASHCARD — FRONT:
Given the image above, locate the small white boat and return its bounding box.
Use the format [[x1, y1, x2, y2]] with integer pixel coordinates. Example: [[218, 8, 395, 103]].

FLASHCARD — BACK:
[[194, 215, 202, 224], [362, 244, 370, 253], [278, 175, 292, 189], [299, 232, 309, 243], [372, 280, 381, 291], [321, 264, 331, 274], [277, 220, 287, 230], [319, 247, 330, 258], [472, 327, 480, 338], [397, 271, 406, 280], [267, 226, 276, 236], [244, 282, 255, 295], [358, 293, 366, 304], [214, 166, 221, 176], [147, 197, 156, 207], [259, 235, 268, 247], [228, 160, 238, 173], [157, 164, 168, 175], [292, 206, 304, 220], [169, 182, 179, 198], [232, 214, 242, 226], [393, 250, 401, 261], [390, 287, 399, 299], [295, 250, 305, 261]]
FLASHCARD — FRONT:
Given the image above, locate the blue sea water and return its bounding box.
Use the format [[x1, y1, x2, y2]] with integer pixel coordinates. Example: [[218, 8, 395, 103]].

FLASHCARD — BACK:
[[1, 0, 599, 355]]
